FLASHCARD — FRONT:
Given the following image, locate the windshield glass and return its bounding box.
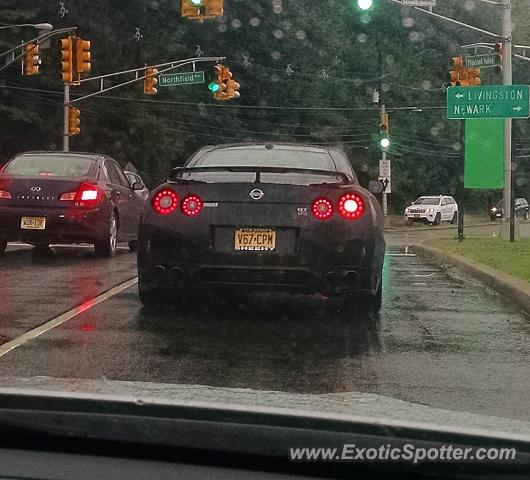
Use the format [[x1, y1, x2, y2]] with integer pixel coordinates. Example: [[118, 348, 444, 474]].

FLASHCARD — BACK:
[[2, 0, 530, 464], [4, 154, 95, 178], [414, 197, 440, 205]]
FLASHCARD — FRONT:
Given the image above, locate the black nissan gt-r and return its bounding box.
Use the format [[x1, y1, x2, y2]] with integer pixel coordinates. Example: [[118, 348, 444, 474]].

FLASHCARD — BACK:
[[138, 143, 386, 308]]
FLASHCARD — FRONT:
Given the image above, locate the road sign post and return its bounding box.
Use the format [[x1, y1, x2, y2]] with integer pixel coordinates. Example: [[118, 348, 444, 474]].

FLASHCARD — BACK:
[[447, 85, 530, 120]]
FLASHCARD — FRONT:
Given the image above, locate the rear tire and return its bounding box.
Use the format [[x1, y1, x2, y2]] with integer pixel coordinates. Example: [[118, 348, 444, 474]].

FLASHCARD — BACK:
[[450, 212, 458, 225], [0, 240, 6, 256], [128, 239, 138, 252], [95, 212, 118, 258]]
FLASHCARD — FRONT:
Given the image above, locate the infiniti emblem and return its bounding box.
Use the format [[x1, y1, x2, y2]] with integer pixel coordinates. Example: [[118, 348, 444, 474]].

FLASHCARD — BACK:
[[249, 189, 264, 200], [30, 186, 42, 192]]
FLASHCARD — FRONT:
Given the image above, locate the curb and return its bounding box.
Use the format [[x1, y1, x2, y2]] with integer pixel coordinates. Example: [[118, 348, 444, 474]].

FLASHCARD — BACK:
[[412, 244, 530, 316]]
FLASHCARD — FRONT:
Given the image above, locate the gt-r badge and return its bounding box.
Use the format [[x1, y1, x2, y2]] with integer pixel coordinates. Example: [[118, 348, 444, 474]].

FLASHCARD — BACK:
[[297, 208, 309, 216]]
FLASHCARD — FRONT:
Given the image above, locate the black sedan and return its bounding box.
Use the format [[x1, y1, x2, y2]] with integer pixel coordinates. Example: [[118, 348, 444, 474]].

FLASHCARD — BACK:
[[0, 151, 145, 256], [138, 143, 386, 309], [489, 198, 529, 221]]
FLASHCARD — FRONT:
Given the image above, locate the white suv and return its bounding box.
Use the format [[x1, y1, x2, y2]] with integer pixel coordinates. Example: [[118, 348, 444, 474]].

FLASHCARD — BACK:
[[404, 196, 459, 226]]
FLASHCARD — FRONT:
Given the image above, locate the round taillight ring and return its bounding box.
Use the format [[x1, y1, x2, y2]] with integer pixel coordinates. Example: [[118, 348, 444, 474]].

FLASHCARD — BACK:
[[338, 193, 365, 220], [181, 195, 203, 217], [152, 189, 178, 215], [311, 198, 333, 220]]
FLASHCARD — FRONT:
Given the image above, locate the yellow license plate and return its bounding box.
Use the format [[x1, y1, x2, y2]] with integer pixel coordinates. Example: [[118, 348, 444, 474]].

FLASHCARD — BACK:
[[21, 216, 46, 230], [234, 228, 276, 251]]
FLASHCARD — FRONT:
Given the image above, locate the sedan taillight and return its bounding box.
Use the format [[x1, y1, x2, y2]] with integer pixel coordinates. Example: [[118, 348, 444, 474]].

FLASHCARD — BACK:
[[312, 198, 333, 220], [338, 193, 365, 220], [60, 182, 102, 208], [181, 195, 203, 217], [152, 189, 178, 215], [0, 190, 11, 200]]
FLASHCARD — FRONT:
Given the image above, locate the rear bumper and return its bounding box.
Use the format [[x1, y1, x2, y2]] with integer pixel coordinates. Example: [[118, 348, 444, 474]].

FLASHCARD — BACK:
[[138, 225, 385, 296], [0, 206, 107, 244], [405, 212, 437, 223]]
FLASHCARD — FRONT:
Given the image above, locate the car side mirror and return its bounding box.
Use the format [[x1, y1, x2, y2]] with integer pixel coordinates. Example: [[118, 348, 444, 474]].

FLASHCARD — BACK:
[[132, 181, 143, 191], [368, 179, 384, 195]]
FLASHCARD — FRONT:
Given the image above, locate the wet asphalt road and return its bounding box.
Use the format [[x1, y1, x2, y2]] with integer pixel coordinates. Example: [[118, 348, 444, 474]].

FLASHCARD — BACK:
[[0, 237, 529, 421]]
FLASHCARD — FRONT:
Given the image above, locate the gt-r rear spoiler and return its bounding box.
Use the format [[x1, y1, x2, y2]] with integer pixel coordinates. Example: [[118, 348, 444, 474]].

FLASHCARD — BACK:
[[169, 166, 352, 185]]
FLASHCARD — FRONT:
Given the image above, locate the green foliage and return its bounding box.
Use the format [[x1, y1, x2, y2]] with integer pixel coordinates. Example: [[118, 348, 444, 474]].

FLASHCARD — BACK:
[[0, 0, 528, 211]]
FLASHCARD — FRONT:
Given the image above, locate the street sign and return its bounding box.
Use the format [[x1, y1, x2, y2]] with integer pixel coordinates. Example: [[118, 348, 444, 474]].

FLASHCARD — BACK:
[[447, 85, 530, 120], [379, 159, 391, 178], [401, 0, 436, 6], [159, 71, 205, 87], [379, 177, 391, 194], [464, 53, 500, 69]]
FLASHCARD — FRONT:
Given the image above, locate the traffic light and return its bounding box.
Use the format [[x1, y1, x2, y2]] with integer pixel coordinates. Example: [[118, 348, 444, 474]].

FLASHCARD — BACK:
[[68, 106, 80, 136], [143, 67, 158, 95], [380, 113, 390, 150], [494, 43, 503, 75], [205, 0, 224, 16], [463, 68, 481, 86], [357, 0, 373, 10], [76, 38, 91, 76], [23, 43, 40, 76], [60, 36, 74, 83], [209, 64, 227, 99], [182, 0, 202, 17], [225, 78, 240, 99], [448, 55, 464, 86]]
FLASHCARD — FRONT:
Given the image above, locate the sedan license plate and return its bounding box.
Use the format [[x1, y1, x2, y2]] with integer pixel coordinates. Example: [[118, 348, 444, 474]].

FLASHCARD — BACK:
[[21, 216, 46, 230], [413, 214, 420, 218], [234, 228, 276, 251]]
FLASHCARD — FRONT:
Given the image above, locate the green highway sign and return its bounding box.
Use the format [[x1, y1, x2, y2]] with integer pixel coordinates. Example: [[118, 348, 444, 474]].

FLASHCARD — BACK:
[[464, 54, 500, 69], [447, 85, 530, 119], [159, 71, 205, 87]]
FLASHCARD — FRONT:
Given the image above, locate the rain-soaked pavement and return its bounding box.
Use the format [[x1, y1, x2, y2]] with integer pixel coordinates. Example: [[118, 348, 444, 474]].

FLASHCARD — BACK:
[[0, 235, 529, 422]]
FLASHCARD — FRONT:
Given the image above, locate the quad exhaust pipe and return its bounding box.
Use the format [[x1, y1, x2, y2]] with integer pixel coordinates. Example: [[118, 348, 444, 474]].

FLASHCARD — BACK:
[[323, 270, 361, 291]]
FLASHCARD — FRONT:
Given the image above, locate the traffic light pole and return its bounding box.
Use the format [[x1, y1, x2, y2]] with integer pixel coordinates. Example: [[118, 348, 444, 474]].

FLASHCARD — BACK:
[[63, 84, 70, 152], [502, 0, 513, 224]]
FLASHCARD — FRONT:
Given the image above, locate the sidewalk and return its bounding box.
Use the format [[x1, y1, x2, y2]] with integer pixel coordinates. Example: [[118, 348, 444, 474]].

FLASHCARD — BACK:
[[412, 243, 530, 316]]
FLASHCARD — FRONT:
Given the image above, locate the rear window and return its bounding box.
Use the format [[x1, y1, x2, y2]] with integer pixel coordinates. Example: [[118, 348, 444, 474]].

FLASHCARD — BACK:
[[3, 154, 95, 178], [179, 147, 342, 185], [415, 197, 441, 206]]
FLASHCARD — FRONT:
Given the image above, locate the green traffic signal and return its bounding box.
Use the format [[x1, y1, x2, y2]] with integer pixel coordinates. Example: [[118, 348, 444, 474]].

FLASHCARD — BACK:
[[380, 137, 390, 149], [208, 82, 220, 93], [357, 0, 373, 9], [189, 0, 205, 5]]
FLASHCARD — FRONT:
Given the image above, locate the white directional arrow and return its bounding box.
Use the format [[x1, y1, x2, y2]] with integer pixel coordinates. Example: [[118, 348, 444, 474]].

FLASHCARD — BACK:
[[455, 93, 464, 99], [513, 106, 523, 112]]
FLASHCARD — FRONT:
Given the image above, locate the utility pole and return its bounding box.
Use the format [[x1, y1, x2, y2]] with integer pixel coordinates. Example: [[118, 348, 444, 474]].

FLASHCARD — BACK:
[[380, 103, 389, 220], [502, 0, 513, 229], [63, 84, 70, 152]]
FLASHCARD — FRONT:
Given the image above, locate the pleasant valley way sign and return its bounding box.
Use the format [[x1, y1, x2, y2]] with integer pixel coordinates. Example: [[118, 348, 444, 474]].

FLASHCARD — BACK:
[[447, 85, 530, 120]]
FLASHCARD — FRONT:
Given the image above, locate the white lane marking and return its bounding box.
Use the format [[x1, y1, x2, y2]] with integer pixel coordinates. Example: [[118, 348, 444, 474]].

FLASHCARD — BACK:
[[386, 254, 417, 257], [0, 277, 138, 358]]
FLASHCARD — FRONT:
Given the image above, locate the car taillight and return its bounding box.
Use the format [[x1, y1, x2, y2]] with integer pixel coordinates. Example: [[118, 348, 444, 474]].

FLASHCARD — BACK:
[[60, 182, 101, 208], [0, 190, 11, 200], [338, 193, 365, 220], [181, 195, 203, 217], [312, 198, 333, 220], [152, 189, 178, 215]]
